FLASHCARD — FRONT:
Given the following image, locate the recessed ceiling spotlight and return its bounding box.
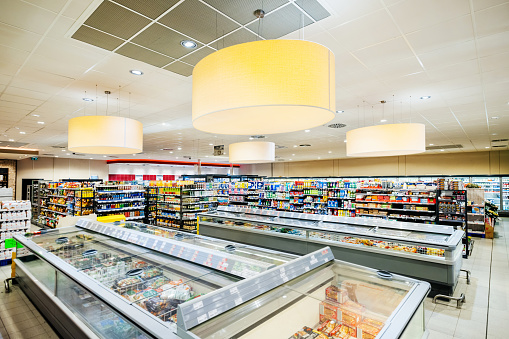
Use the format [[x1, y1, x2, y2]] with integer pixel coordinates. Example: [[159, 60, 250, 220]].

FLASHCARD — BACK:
[[177, 132, 182, 135], [32, 114, 40, 117], [344, 139, 347, 143], [55, 156, 59, 158], [61, 149, 66, 152], [176, 157, 179, 159], [492, 116, 499, 119], [440, 149, 444, 151], [103, 155, 107, 157], [162, 122, 167, 126], [420, 96, 431, 100], [292, 154, 295, 156], [89, 158, 93, 160], [293, 145, 297, 148], [304, 129, 310, 133], [380, 119, 387, 122], [336, 110, 344, 113], [328, 151, 332, 153], [249, 137, 254, 140], [318, 157, 321, 159], [66, 153, 70, 155], [205, 155, 209, 157], [169, 151, 173, 153], [132, 153, 136, 156], [429, 143, 434, 146], [177, 147, 182, 150], [492, 133, 497, 135], [19, 131, 25, 134], [37, 121, 44, 124], [8, 139, 14, 142], [209, 143, 213, 146], [289, 159, 292, 160], [129, 69, 143, 75], [82, 98, 94, 102], [485, 146, 490, 149], [181, 40, 197, 48]]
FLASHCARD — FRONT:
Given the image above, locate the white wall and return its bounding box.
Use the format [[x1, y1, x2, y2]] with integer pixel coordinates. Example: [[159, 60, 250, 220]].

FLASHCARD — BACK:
[[16, 157, 109, 199], [108, 163, 239, 176]]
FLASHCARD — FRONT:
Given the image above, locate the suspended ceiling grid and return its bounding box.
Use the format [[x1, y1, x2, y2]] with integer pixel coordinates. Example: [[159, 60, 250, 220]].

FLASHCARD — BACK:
[[70, 0, 330, 76], [0, 0, 508, 163]]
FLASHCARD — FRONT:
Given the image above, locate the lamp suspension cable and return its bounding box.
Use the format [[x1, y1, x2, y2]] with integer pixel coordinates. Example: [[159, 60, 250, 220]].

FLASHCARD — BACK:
[[392, 95, 395, 123], [95, 84, 98, 116]]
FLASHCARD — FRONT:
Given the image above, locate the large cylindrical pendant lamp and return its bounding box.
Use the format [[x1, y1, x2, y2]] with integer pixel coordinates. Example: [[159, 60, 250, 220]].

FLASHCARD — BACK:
[[192, 40, 335, 135], [68, 116, 143, 154], [346, 123, 425, 157], [229, 142, 275, 164]]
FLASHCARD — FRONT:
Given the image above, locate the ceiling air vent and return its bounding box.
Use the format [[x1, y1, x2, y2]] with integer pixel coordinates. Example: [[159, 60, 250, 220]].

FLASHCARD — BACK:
[[492, 145, 507, 148], [426, 144, 463, 150], [250, 135, 265, 139], [51, 145, 66, 149], [299, 144, 311, 147], [327, 123, 347, 129], [42, 154, 55, 156], [492, 139, 508, 142], [277, 159, 286, 162]]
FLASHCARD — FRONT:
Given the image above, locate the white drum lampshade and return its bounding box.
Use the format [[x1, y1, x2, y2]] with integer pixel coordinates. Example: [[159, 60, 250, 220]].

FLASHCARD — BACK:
[[68, 116, 143, 154], [346, 123, 425, 157], [229, 142, 275, 164], [192, 39, 335, 135]]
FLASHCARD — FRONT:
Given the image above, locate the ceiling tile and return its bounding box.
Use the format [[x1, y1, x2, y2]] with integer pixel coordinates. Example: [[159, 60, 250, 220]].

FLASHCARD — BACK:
[[474, 2, 509, 37], [164, 61, 194, 77], [0, 23, 40, 52], [418, 39, 477, 70], [388, 0, 470, 34], [158, 0, 240, 44], [406, 15, 474, 54], [475, 30, 509, 57], [472, 0, 509, 12], [84, 1, 151, 40], [328, 9, 402, 51], [111, 0, 181, 19], [202, 0, 287, 25], [131, 23, 203, 59], [0, 0, 57, 34], [23, 0, 68, 13], [352, 37, 415, 67], [72, 25, 125, 51], [180, 46, 215, 66], [116, 43, 174, 67]]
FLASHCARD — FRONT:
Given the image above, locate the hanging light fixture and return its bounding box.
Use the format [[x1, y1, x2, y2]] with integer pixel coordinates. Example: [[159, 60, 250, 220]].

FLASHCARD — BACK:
[[229, 142, 275, 163], [192, 39, 335, 135], [346, 98, 425, 157], [68, 90, 143, 154], [346, 123, 425, 157]]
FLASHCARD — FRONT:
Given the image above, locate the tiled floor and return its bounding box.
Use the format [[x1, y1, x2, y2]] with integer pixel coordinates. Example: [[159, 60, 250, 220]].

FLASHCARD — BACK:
[[426, 217, 509, 339], [0, 220, 507, 338]]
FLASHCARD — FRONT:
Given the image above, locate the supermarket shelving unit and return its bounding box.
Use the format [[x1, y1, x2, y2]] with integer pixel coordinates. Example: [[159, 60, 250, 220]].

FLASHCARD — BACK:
[[438, 190, 470, 258], [156, 183, 218, 233], [95, 184, 145, 221], [145, 186, 158, 225]]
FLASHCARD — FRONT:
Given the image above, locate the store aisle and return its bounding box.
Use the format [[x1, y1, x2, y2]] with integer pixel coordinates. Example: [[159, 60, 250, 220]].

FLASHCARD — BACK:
[[427, 218, 509, 339]]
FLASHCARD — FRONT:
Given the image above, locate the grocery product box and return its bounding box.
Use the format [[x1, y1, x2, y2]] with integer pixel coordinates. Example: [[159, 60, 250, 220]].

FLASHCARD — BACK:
[[319, 300, 340, 322], [325, 285, 348, 304]]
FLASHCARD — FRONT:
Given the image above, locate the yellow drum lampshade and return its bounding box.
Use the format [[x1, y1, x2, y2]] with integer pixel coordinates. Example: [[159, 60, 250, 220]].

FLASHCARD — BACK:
[[229, 142, 275, 164], [192, 39, 335, 135], [346, 123, 425, 157], [68, 116, 143, 154]]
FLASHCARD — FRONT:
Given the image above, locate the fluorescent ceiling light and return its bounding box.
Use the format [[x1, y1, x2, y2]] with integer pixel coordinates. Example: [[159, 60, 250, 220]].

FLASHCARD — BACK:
[[420, 96, 431, 100], [82, 98, 94, 102], [37, 121, 44, 124], [129, 69, 143, 75]]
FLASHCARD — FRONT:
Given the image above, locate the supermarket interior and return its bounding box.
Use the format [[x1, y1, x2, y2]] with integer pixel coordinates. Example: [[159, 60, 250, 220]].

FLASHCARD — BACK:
[[1, 0, 509, 339]]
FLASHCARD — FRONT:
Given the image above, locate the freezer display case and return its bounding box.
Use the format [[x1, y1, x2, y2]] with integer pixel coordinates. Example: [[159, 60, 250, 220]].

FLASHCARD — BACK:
[[502, 177, 509, 214], [198, 206, 464, 295], [13, 218, 430, 339]]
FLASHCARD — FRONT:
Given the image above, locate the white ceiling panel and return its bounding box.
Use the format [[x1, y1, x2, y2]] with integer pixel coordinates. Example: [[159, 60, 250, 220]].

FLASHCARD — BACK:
[[0, 0, 507, 163]]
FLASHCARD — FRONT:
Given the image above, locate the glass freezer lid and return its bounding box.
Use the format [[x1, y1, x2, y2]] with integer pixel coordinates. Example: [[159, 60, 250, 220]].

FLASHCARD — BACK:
[[122, 221, 294, 267], [186, 259, 420, 339], [27, 226, 242, 329]]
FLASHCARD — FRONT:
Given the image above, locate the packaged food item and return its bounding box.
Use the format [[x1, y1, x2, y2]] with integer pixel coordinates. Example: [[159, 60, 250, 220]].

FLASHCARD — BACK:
[[338, 307, 362, 328], [319, 300, 340, 322], [289, 326, 319, 339], [358, 318, 384, 339], [326, 285, 348, 303]]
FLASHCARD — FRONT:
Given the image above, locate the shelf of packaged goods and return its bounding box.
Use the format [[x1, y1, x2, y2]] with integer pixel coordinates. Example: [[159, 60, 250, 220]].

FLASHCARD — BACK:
[[289, 202, 304, 204], [181, 188, 210, 191], [47, 195, 68, 198], [182, 194, 216, 198], [388, 216, 435, 222], [357, 188, 434, 192], [125, 216, 145, 221], [356, 206, 435, 213], [96, 206, 144, 213], [227, 193, 253, 196], [39, 215, 59, 221], [356, 213, 387, 218], [157, 215, 194, 221], [357, 194, 436, 198], [355, 200, 435, 205], [438, 219, 464, 223], [157, 201, 180, 206], [40, 208, 67, 216], [159, 208, 181, 212], [467, 213, 484, 217], [96, 190, 145, 194], [327, 187, 357, 190], [96, 198, 145, 204], [47, 202, 67, 207], [438, 212, 465, 216], [260, 197, 289, 201], [327, 197, 356, 200], [0, 218, 30, 222], [302, 207, 328, 211], [467, 221, 485, 225], [303, 193, 327, 197], [438, 199, 462, 203], [183, 201, 218, 206], [0, 227, 29, 232], [327, 207, 356, 210], [469, 231, 485, 236], [0, 209, 31, 212]]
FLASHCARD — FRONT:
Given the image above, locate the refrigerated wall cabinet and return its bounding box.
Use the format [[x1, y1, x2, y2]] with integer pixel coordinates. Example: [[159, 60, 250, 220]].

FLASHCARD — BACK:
[[198, 206, 464, 296], [13, 219, 430, 339]]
